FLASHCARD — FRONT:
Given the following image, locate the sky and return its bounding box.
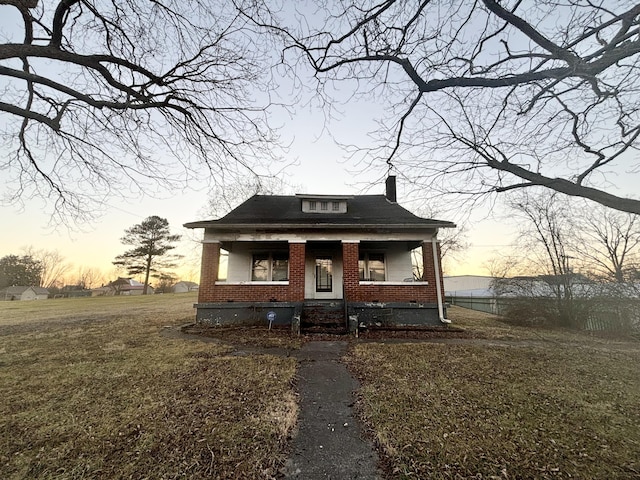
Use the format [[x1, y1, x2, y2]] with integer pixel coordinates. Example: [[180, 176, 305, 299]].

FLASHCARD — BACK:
[[3, 2, 616, 286]]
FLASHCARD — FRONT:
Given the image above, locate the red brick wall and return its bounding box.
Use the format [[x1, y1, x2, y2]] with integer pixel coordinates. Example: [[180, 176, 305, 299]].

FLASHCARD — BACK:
[[198, 241, 306, 303], [197, 239, 445, 305], [342, 242, 360, 301], [207, 284, 291, 302], [422, 240, 445, 303], [198, 242, 220, 303], [288, 242, 305, 301], [356, 284, 436, 303]]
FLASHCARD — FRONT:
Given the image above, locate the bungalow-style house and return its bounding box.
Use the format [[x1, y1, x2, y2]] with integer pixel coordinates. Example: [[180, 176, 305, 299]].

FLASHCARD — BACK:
[[184, 177, 455, 333], [0, 286, 49, 301]]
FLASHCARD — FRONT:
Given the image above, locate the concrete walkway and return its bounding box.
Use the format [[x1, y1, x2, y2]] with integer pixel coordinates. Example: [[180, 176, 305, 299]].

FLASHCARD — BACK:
[[283, 341, 382, 479]]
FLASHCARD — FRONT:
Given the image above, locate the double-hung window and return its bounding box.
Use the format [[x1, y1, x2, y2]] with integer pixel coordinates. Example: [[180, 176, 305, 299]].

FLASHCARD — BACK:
[[252, 252, 289, 281], [359, 252, 385, 281]]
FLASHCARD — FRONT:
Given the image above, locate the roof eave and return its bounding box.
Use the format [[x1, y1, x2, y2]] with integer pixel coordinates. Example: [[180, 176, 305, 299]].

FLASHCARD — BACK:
[[183, 222, 456, 230]]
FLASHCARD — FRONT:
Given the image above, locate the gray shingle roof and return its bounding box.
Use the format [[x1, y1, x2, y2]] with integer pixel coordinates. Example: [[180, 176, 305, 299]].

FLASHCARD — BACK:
[[184, 195, 455, 229]]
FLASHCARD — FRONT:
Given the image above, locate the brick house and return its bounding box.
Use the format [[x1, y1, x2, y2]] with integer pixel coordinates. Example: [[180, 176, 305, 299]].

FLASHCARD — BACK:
[[184, 177, 455, 333]]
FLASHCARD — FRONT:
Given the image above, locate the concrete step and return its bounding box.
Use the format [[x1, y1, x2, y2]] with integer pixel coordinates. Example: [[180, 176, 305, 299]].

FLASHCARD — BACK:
[[301, 301, 346, 334]]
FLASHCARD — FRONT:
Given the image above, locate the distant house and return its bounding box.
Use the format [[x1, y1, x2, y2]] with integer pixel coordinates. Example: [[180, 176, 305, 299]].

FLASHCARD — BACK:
[[59, 285, 92, 298], [172, 281, 199, 293], [91, 285, 115, 297], [108, 277, 154, 295], [184, 176, 456, 332], [0, 286, 50, 301]]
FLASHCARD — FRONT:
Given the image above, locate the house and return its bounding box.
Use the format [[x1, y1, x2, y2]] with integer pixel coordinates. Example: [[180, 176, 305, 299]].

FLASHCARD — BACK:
[[108, 277, 154, 295], [91, 285, 115, 296], [59, 285, 92, 298], [172, 281, 199, 293], [184, 176, 456, 333], [0, 286, 49, 301]]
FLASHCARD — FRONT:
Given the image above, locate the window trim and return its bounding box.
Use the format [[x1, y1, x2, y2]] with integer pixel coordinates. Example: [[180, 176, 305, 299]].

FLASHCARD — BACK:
[[358, 252, 386, 281], [251, 252, 289, 282]]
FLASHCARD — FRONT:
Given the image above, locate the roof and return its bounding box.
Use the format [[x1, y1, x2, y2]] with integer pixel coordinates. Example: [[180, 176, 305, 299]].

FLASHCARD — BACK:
[[0, 286, 49, 295], [184, 195, 455, 230]]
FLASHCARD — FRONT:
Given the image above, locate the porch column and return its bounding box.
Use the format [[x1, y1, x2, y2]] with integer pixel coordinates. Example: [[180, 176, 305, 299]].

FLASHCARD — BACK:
[[288, 241, 306, 301], [422, 239, 445, 303], [198, 241, 220, 303], [342, 240, 360, 302]]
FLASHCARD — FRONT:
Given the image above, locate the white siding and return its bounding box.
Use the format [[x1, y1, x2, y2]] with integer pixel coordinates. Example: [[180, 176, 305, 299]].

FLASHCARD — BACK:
[[384, 244, 414, 282], [226, 244, 252, 282]]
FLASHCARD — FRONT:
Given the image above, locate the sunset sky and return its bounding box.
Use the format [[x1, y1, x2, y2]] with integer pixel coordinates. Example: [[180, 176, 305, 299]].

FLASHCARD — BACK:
[[4, 3, 635, 287]]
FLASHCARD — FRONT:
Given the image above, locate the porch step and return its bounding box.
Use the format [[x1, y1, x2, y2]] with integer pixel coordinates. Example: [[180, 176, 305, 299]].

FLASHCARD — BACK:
[[301, 300, 347, 334]]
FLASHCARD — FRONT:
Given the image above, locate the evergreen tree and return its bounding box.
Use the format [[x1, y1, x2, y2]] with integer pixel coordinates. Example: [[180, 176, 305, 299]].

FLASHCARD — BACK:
[[0, 255, 43, 288], [113, 216, 182, 295]]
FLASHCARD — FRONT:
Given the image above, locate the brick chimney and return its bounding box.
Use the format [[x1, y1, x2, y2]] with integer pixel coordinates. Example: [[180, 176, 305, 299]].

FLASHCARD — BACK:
[[385, 175, 397, 203]]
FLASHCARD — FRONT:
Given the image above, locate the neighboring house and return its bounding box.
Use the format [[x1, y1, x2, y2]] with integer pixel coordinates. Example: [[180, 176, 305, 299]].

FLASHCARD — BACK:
[[108, 277, 154, 295], [91, 285, 115, 297], [0, 286, 50, 301], [59, 285, 92, 298], [184, 176, 456, 332], [172, 281, 199, 293]]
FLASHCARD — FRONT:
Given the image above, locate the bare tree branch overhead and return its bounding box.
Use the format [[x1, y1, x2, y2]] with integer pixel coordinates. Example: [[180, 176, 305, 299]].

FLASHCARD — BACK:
[[0, 0, 282, 224], [261, 0, 640, 214]]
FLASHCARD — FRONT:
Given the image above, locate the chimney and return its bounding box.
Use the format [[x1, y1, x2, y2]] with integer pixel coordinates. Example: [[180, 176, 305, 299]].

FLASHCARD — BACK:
[[385, 175, 397, 203]]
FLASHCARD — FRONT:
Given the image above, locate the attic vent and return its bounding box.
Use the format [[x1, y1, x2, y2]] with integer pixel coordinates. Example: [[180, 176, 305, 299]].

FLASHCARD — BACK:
[[301, 199, 347, 213]]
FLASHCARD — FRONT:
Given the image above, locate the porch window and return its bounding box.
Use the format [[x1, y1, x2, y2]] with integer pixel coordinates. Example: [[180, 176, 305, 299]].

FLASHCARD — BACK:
[[359, 252, 385, 281], [251, 252, 289, 281]]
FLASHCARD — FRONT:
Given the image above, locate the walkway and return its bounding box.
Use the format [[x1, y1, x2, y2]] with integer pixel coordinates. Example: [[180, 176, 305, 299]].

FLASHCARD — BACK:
[[283, 341, 382, 479]]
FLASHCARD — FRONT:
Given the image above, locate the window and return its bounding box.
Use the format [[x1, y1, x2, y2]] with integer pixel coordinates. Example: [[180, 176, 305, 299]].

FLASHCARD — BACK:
[[359, 252, 385, 281], [252, 252, 289, 281], [320, 201, 328, 211], [332, 201, 340, 211], [309, 201, 317, 211]]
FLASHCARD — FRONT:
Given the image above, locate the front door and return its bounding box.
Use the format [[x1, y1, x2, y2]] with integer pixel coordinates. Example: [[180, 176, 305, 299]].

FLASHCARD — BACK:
[[305, 247, 343, 299], [315, 257, 333, 293]]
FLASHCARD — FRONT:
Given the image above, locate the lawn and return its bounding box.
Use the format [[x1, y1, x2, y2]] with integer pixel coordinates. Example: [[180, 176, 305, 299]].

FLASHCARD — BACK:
[[3, 297, 639, 479], [0, 294, 297, 479], [347, 306, 640, 479]]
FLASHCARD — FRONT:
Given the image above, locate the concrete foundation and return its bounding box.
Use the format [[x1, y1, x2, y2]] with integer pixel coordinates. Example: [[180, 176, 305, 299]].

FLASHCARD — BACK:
[[195, 302, 302, 327], [348, 302, 445, 328]]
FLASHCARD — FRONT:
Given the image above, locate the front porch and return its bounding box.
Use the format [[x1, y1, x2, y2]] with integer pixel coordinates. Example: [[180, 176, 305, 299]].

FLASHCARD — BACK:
[[194, 239, 447, 331]]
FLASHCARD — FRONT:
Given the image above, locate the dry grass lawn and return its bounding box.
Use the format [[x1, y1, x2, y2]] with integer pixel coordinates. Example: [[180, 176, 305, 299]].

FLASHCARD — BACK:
[[0, 294, 297, 479], [347, 306, 640, 479]]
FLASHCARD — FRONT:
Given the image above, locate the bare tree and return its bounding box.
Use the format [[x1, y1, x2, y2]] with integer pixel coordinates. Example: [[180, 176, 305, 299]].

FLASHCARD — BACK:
[[21, 246, 71, 288], [257, 1, 640, 214], [1, 0, 282, 225], [574, 204, 640, 282], [499, 191, 582, 326], [75, 265, 104, 289]]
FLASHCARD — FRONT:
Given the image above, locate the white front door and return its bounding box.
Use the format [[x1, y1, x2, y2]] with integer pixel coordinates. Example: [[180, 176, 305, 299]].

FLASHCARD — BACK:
[[305, 252, 343, 299]]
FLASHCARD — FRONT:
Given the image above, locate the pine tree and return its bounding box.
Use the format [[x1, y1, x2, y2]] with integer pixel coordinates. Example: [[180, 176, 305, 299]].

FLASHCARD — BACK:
[[113, 216, 182, 295]]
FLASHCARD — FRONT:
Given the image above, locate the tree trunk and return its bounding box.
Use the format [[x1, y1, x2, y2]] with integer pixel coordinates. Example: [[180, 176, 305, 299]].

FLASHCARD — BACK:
[[143, 254, 152, 295]]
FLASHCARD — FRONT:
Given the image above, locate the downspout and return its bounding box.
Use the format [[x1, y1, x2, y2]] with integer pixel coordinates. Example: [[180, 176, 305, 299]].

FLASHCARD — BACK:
[[431, 236, 451, 324]]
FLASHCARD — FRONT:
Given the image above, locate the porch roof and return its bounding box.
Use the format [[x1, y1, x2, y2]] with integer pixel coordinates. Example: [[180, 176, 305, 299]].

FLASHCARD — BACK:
[[184, 195, 456, 230]]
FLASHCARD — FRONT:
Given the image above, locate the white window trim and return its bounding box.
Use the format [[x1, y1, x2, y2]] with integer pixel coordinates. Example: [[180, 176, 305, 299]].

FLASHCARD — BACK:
[[251, 252, 289, 282], [359, 252, 387, 281]]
